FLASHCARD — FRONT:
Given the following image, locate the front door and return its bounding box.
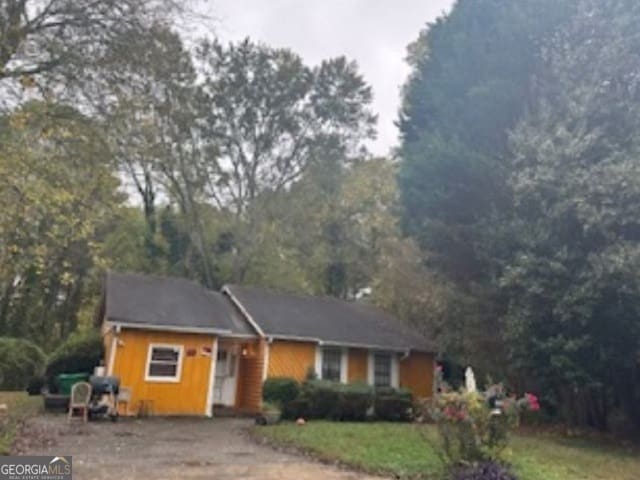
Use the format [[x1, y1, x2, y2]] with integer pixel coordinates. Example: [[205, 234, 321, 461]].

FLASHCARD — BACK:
[[213, 347, 238, 406]]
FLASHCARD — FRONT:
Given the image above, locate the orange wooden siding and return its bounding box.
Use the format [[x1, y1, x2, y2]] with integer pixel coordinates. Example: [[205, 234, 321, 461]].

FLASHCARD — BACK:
[[235, 339, 265, 413], [347, 348, 368, 383], [266, 340, 316, 381], [110, 328, 215, 416], [399, 351, 434, 398]]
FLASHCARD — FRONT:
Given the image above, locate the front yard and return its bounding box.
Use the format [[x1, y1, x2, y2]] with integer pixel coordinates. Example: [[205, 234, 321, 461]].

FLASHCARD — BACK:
[[0, 392, 42, 454], [4, 392, 638, 480], [257, 421, 640, 480]]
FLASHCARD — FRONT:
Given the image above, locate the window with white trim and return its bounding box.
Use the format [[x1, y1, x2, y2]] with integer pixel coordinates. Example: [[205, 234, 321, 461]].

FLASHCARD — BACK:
[[321, 347, 342, 382], [146, 345, 182, 381], [373, 352, 392, 387]]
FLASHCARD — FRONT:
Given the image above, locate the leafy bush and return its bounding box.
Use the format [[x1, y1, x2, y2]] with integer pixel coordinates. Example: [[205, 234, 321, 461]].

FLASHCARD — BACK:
[[429, 385, 539, 465], [336, 383, 374, 421], [304, 380, 342, 418], [432, 391, 509, 464], [374, 388, 413, 421], [45, 330, 103, 381], [282, 380, 369, 420], [263, 377, 300, 408], [452, 461, 518, 480], [0, 337, 47, 390], [378, 389, 414, 421], [281, 380, 411, 421], [283, 396, 312, 419], [298, 381, 375, 421]]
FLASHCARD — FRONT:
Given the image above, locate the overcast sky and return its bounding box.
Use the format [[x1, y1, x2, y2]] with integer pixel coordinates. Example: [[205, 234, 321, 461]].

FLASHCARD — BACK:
[[198, 0, 455, 156]]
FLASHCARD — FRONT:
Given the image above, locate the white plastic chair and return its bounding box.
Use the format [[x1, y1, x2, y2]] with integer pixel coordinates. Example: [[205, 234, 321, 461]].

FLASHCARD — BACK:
[[68, 382, 92, 423], [117, 386, 132, 416]]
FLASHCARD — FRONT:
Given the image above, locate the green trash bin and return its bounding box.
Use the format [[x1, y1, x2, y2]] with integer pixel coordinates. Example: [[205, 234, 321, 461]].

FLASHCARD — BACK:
[[57, 373, 89, 395]]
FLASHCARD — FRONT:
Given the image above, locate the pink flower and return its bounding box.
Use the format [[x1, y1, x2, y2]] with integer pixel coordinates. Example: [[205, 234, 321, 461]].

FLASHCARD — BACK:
[[444, 406, 456, 419], [525, 393, 541, 411]]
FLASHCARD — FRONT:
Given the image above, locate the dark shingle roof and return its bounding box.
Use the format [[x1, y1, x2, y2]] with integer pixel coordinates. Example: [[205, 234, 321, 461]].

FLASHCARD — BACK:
[[224, 285, 435, 352], [104, 272, 255, 336]]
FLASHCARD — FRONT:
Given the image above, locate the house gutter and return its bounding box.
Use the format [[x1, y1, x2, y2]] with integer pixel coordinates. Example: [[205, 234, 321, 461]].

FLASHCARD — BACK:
[[263, 333, 413, 353], [109, 319, 232, 336]]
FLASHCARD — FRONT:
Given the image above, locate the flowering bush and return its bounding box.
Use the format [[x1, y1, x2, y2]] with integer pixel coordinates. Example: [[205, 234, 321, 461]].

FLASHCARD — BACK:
[[524, 393, 540, 411], [428, 384, 539, 466]]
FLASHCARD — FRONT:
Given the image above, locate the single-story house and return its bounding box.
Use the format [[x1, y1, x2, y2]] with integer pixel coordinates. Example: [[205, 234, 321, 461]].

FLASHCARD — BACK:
[[99, 272, 436, 416]]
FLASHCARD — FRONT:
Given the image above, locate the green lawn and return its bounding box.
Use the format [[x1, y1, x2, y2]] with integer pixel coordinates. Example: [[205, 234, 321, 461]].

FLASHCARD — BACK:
[[0, 392, 43, 455], [257, 421, 640, 480]]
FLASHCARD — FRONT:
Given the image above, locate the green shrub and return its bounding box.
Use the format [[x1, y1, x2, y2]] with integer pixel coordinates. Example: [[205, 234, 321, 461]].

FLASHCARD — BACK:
[[291, 380, 376, 421], [374, 386, 398, 396], [374, 388, 413, 421], [267, 377, 415, 422], [0, 338, 47, 390], [283, 396, 312, 419], [304, 380, 342, 418], [263, 377, 300, 408], [336, 383, 374, 421], [45, 330, 103, 382]]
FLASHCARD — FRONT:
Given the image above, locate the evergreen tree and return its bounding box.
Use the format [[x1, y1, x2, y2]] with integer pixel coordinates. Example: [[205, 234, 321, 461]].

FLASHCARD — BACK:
[[397, 0, 573, 368]]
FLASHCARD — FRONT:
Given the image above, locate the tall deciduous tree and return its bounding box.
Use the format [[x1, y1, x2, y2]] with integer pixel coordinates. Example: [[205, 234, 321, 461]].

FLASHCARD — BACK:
[[99, 25, 216, 284], [0, 102, 121, 346], [195, 38, 377, 216], [0, 0, 182, 82], [160, 39, 378, 286], [280, 158, 403, 298]]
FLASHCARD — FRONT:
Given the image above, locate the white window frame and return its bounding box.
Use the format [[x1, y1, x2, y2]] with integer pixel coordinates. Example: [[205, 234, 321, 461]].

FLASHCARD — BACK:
[[145, 343, 184, 383], [315, 345, 348, 383], [367, 351, 399, 389]]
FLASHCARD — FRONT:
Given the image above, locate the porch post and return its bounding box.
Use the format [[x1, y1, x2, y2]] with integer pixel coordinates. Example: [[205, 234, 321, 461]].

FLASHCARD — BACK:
[[205, 337, 219, 417], [262, 341, 270, 381]]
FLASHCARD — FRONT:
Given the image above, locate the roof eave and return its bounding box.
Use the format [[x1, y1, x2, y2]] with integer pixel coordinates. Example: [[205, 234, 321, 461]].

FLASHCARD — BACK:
[[221, 285, 265, 337], [107, 318, 233, 336], [264, 333, 434, 353]]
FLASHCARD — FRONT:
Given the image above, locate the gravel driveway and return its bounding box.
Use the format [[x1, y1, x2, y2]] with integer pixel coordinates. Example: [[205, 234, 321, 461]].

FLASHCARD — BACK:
[[17, 415, 382, 480]]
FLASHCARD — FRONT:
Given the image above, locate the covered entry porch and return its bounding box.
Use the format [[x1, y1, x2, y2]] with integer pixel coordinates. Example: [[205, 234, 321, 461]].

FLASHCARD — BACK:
[[212, 338, 265, 415]]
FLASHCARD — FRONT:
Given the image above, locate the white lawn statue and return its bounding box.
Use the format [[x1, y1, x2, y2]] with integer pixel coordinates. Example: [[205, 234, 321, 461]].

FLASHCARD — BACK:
[[465, 366, 477, 393]]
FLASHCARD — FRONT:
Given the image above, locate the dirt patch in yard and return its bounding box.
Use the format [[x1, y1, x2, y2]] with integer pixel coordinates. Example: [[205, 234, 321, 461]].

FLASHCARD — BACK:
[[18, 414, 385, 480]]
